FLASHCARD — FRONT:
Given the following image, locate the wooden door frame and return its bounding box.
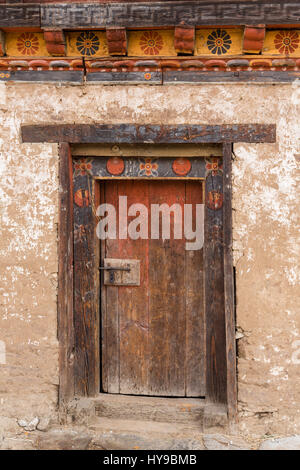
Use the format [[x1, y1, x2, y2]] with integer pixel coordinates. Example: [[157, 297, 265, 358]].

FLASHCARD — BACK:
[[21, 124, 276, 422]]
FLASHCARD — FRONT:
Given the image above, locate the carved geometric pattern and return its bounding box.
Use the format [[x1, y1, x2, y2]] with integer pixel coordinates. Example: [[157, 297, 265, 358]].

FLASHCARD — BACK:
[[38, 3, 300, 28]]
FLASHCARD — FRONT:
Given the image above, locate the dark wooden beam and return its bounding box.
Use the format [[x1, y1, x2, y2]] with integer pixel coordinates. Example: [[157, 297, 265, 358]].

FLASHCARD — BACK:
[[164, 71, 300, 84], [21, 124, 276, 144], [0, 2, 299, 28], [58, 143, 75, 405], [204, 170, 227, 404], [0, 70, 83, 84], [86, 71, 162, 85], [222, 142, 237, 421], [0, 4, 40, 27], [73, 175, 100, 396], [40, 2, 300, 28]]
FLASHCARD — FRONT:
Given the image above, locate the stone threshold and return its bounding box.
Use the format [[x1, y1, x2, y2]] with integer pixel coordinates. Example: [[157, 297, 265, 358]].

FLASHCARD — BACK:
[[67, 393, 228, 433]]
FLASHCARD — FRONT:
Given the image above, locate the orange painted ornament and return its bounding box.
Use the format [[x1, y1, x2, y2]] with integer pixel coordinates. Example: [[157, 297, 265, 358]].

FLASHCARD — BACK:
[[172, 158, 191, 176], [106, 157, 125, 175], [206, 190, 223, 210], [74, 189, 90, 207]]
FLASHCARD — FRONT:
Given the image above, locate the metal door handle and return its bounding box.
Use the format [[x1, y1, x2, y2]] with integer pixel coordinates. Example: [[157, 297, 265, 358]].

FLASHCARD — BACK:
[[99, 265, 130, 284], [101, 259, 140, 286]]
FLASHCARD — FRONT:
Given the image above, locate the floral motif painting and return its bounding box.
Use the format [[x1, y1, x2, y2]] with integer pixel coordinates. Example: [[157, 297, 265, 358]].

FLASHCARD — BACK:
[[263, 30, 300, 56], [207, 29, 232, 55], [66, 31, 108, 57], [138, 158, 158, 177], [74, 158, 93, 177], [76, 31, 100, 56], [274, 31, 299, 55], [195, 28, 243, 56], [128, 30, 175, 56], [205, 157, 223, 176], [139, 31, 164, 55], [6, 32, 49, 57], [17, 33, 39, 56]]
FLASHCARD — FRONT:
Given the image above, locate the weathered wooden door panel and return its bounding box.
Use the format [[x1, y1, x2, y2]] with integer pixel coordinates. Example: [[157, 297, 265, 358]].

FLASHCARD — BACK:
[[101, 179, 205, 397]]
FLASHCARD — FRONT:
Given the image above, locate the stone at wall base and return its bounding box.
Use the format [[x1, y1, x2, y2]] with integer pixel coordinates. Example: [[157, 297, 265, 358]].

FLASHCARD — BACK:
[[35, 427, 92, 450], [203, 433, 251, 450], [259, 436, 300, 450]]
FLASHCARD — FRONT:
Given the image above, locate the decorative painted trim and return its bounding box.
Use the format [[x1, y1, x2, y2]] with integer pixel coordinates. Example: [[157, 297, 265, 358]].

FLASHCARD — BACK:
[[84, 56, 300, 71], [195, 28, 243, 56], [106, 27, 127, 56], [243, 25, 266, 54], [0, 55, 299, 82], [73, 156, 205, 179], [263, 30, 300, 56], [174, 25, 195, 55], [0, 58, 84, 70], [6, 31, 49, 57], [127, 30, 175, 56], [66, 30, 108, 57], [44, 29, 66, 56]]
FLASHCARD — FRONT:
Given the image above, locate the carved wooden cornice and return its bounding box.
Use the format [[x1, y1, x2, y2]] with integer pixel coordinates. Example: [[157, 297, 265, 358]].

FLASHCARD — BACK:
[[0, 2, 299, 82], [0, 2, 299, 29], [43, 29, 66, 56], [106, 27, 127, 56], [1, 56, 299, 84], [243, 25, 266, 54]]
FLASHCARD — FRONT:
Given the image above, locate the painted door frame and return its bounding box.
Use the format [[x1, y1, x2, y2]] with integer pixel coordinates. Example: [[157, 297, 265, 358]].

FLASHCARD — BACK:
[[21, 123, 276, 422]]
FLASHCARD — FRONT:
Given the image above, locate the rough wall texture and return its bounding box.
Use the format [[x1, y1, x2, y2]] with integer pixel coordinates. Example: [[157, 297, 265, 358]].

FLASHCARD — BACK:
[[0, 82, 299, 448]]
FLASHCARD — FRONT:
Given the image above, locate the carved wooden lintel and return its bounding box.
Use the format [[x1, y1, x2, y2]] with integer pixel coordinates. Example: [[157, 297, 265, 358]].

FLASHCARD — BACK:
[[106, 27, 127, 56], [43, 29, 66, 57], [243, 25, 266, 54], [174, 24, 195, 55], [21, 124, 276, 144]]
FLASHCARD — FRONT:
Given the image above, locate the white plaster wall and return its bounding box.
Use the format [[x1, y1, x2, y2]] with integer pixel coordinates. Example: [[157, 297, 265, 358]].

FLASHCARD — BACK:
[[0, 81, 299, 442]]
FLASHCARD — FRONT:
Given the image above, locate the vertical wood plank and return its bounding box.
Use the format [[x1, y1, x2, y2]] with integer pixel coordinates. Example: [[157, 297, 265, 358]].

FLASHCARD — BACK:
[[118, 180, 150, 395], [103, 181, 121, 393], [73, 172, 100, 396], [100, 183, 109, 393], [223, 142, 237, 420], [204, 170, 227, 404], [148, 181, 186, 396], [58, 142, 74, 404], [185, 181, 206, 397]]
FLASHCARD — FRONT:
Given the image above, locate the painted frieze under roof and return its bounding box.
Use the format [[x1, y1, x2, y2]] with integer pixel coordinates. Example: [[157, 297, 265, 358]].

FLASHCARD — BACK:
[[0, 1, 299, 83]]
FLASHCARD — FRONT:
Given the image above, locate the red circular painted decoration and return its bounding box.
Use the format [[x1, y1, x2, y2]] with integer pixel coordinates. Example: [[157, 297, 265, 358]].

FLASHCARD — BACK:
[[74, 189, 90, 207], [106, 157, 125, 175], [172, 158, 191, 176]]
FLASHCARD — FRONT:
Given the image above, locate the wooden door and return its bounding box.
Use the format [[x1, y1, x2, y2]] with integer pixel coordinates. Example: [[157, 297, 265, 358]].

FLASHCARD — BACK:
[[101, 179, 205, 397]]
